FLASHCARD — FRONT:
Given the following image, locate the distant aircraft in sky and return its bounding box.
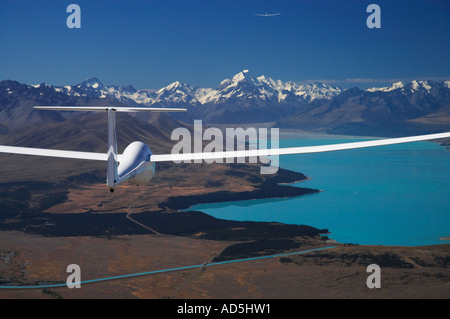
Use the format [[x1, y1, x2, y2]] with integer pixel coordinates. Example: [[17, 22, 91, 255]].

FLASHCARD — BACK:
[[0, 106, 449, 192], [253, 12, 281, 17]]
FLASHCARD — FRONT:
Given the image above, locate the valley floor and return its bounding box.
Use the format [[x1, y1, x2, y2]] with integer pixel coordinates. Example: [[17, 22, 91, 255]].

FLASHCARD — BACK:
[[0, 231, 448, 299]]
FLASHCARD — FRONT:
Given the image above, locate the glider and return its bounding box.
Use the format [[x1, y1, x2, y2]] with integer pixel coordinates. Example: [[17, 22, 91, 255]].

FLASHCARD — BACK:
[[253, 12, 281, 17], [0, 106, 449, 192]]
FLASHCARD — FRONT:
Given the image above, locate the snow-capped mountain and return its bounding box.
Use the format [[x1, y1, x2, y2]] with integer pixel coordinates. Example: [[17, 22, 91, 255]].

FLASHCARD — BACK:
[[186, 70, 345, 123], [285, 81, 344, 101], [366, 81, 406, 92], [366, 80, 444, 93], [199, 70, 268, 104], [198, 70, 344, 105], [278, 79, 450, 137], [31, 77, 155, 105], [151, 81, 208, 106]]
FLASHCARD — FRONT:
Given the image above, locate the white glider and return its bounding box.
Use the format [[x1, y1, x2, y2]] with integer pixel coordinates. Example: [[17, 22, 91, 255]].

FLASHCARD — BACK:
[[253, 12, 281, 17], [0, 106, 449, 192]]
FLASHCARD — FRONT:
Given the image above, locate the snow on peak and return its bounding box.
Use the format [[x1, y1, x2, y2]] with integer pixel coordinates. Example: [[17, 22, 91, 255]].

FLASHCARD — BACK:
[[169, 81, 183, 88], [391, 81, 405, 90], [257, 75, 283, 90], [158, 81, 183, 93], [79, 77, 103, 88], [418, 80, 431, 91], [153, 81, 204, 105], [366, 80, 444, 93], [230, 69, 258, 86], [367, 81, 405, 92], [290, 82, 344, 101], [407, 80, 433, 92]]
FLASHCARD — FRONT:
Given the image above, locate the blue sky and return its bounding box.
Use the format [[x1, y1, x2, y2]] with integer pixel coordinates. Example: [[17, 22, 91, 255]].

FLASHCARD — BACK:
[[0, 0, 448, 89]]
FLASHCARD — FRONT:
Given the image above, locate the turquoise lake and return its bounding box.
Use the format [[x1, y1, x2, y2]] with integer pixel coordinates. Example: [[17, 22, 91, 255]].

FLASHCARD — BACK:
[[189, 134, 450, 246]]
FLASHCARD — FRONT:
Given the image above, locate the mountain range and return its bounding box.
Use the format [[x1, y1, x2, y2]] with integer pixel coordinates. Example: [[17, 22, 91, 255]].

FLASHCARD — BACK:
[[27, 70, 344, 107], [278, 80, 450, 136], [1, 70, 449, 137]]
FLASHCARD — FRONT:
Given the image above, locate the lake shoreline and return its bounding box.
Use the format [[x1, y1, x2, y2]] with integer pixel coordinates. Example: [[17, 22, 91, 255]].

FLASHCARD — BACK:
[[0, 166, 328, 241], [160, 170, 320, 212], [190, 135, 450, 247]]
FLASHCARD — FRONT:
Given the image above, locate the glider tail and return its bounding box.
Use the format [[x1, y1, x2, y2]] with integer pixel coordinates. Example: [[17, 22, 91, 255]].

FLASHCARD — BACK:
[[33, 105, 187, 191], [107, 108, 118, 190]]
